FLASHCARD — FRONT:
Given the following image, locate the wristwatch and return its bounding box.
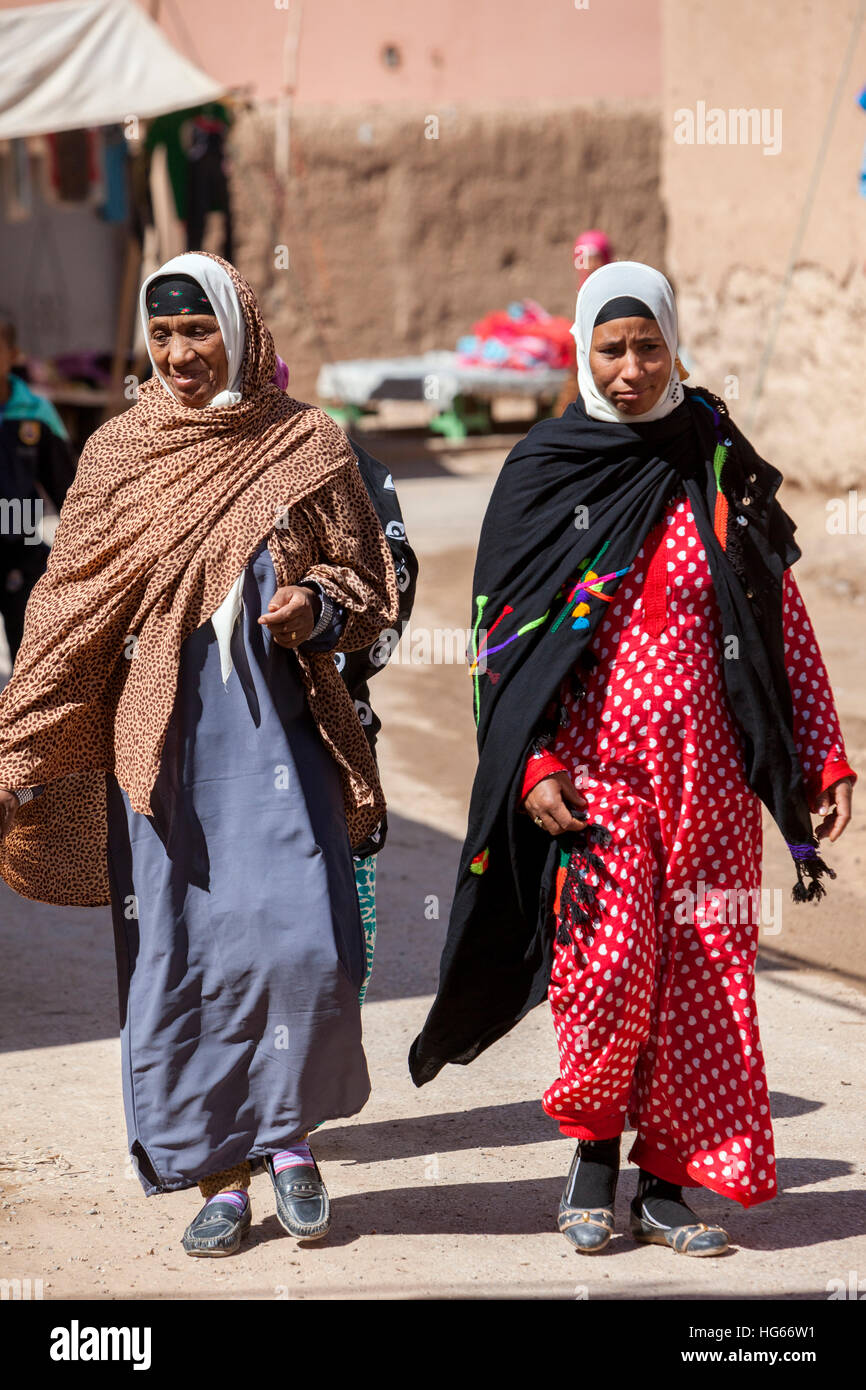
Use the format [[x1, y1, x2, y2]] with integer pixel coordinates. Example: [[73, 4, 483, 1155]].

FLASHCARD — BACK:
[[302, 581, 336, 642], [12, 784, 45, 807]]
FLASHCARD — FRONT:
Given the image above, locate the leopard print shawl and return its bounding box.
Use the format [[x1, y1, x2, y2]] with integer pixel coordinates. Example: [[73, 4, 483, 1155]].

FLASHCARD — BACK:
[[0, 252, 399, 906]]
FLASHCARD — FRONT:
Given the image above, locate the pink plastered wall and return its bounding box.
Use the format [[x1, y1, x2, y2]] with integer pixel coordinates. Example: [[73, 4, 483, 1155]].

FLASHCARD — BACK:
[[150, 0, 661, 106]]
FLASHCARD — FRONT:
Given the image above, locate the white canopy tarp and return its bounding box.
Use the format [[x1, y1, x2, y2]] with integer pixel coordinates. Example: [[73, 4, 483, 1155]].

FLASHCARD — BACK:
[[0, 0, 225, 140]]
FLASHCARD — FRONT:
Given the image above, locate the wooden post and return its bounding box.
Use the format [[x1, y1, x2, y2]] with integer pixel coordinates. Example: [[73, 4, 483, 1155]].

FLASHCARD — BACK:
[[105, 231, 142, 423]]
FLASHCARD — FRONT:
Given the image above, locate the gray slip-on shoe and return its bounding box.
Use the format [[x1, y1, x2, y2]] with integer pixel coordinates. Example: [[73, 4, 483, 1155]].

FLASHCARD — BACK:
[[182, 1196, 252, 1257]]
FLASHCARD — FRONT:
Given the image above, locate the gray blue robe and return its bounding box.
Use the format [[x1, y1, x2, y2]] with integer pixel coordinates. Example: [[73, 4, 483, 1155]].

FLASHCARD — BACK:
[[106, 539, 369, 1194]]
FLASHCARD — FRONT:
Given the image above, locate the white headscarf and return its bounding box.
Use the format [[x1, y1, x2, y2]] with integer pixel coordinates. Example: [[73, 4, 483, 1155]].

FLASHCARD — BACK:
[[138, 253, 249, 681], [571, 260, 683, 424], [138, 251, 247, 406]]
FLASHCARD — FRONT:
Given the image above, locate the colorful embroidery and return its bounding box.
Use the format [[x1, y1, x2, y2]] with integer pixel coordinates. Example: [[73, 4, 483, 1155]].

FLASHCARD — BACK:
[[553, 843, 569, 916], [551, 542, 630, 633], [469, 593, 551, 724], [692, 393, 732, 550], [712, 440, 729, 546], [354, 854, 377, 1005], [468, 548, 630, 725], [470, 847, 490, 874]]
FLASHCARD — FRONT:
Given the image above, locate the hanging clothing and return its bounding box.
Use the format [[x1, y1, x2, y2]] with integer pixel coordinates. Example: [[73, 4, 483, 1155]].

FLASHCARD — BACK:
[[185, 108, 233, 260], [145, 103, 233, 230], [144, 109, 195, 221], [98, 124, 129, 224], [523, 495, 852, 1206], [46, 128, 98, 203]]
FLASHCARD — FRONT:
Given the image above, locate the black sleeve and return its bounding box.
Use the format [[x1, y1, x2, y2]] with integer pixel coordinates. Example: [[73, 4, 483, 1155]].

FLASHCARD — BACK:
[[334, 441, 419, 859], [338, 441, 419, 706]]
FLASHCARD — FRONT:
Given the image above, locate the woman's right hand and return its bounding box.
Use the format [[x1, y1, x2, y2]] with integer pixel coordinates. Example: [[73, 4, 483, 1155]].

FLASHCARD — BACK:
[[0, 789, 18, 842], [523, 772, 588, 835]]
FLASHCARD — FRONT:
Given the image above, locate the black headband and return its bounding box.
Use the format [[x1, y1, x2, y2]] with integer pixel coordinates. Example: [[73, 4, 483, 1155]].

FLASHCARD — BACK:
[[146, 274, 216, 319], [593, 295, 656, 327]]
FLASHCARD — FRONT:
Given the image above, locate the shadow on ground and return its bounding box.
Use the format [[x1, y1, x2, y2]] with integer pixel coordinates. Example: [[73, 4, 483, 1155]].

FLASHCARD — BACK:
[[0, 810, 459, 1053]]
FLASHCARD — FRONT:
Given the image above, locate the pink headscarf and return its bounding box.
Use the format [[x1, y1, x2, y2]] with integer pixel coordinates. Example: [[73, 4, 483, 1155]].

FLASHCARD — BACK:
[[573, 229, 613, 270], [271, 353, 290, 391]]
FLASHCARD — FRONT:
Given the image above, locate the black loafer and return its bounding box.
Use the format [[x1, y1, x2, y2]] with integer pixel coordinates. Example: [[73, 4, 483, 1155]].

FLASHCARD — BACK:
[[266, 1154, 330, 1240], [182, 1196, 251, 1257], [557, 1141, 620, 1254], [629, 1197, 729, 1256]]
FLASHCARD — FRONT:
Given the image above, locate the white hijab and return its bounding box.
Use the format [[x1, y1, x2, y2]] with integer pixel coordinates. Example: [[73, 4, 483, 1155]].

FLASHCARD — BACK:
[[571, 260, 683, 424], [138, 253, 249, 682], [138, 251, 247, 406]]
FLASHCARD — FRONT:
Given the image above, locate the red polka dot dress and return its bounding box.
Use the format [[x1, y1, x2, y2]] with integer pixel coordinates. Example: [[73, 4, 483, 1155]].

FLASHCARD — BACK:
[[522, 493, 855, 1208]]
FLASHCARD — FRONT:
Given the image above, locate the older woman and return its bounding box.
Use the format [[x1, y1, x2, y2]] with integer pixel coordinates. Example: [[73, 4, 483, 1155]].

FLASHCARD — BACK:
[[410, 261, 855, 1257], [0, 252, 399, 1257]]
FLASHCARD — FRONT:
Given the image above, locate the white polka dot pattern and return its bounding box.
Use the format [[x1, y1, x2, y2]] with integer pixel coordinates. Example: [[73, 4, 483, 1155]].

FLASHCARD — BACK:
[[541, 496, 780, 1207], [781, 569, 850, 801]]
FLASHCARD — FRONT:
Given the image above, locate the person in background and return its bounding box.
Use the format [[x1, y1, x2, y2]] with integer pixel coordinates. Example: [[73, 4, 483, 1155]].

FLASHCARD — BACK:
[[333, 440, 418, 1003], [271, 354, 419, 1005], [0, 317, 77, 664], [554, 230, 614, 417], [573, 229, 614, 284]]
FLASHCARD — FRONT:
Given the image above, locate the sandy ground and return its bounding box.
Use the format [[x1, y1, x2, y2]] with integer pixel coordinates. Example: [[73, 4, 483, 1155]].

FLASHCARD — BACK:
[[1, 420, 864, 1300]]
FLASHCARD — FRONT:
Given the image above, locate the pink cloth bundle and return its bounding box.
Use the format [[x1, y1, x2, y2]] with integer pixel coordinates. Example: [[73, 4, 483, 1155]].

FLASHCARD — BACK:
[[271, 354, 290, 391]]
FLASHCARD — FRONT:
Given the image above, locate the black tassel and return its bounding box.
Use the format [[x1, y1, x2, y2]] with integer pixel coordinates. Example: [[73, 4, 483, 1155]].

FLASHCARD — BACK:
[[555, 917, 577, 949], [556, 824, 614, 953], [790, 853, 836, 904]]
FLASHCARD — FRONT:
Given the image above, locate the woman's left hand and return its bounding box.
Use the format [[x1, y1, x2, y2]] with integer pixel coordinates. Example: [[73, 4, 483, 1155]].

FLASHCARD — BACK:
[[258, 586, 317, 648], [815, 777, 854, 843]]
